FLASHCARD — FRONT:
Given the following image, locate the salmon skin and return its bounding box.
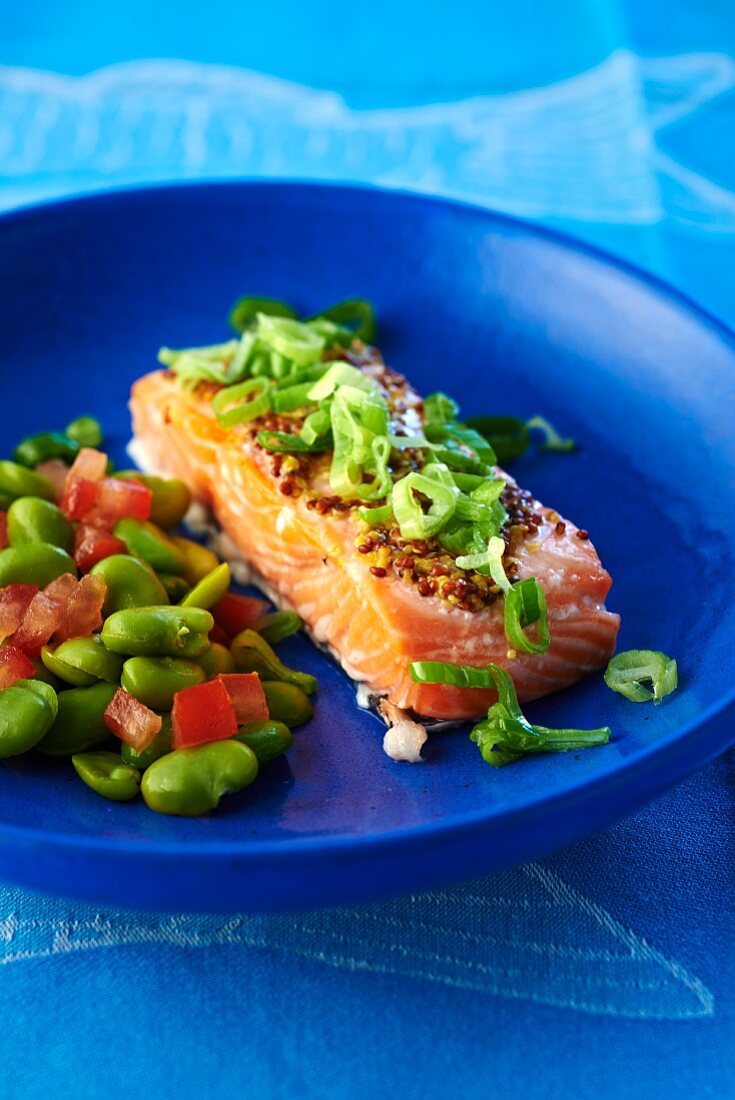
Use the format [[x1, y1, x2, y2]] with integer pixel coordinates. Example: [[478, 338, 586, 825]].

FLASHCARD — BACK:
[[130, 349, 619, 720]]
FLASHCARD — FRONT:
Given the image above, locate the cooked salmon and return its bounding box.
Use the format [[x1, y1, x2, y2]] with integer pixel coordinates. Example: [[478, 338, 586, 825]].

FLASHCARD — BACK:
[[130, 348, 619, 720]]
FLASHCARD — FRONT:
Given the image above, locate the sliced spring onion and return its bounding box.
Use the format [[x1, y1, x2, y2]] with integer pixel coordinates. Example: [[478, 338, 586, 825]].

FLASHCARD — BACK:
[[211, 377, 271, 428], [504, 577, 550, 654], [271, 381, 317, 413], [392, 472, 457, 540], [255, 610, 302, 645], [300, 407, 332, 446], [308, 361, 376, 402], [464, 416, 530, 463], [358, 501, 393, 526], [257, 430, 332, 453], [604, 650, 678, 703], [329, 385, 392, 500], [526, 415, 576, 453], [256, 314, 325, 367], [456, 533, 510, 586], [307, 299, 376, 343], [229, 297, 297, 333], [409, 660, 610, 767], [424, 392, 460, 424], [158, 341, 245, 386]]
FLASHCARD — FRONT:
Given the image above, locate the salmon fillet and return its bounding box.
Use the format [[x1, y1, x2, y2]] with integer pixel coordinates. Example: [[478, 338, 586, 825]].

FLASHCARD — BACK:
[[130, 353, 619, 720]]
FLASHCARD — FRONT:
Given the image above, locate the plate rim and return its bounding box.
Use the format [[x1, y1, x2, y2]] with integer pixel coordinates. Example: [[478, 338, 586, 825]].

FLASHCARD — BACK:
[[1, 179, 734, 903]]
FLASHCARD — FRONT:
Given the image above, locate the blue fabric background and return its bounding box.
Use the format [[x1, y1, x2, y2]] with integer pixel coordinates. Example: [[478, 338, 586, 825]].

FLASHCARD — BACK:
[[1, 3, 734, 1096]]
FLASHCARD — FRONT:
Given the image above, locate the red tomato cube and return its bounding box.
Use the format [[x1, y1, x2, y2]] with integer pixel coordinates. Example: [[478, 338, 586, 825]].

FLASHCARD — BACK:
[[95, 478, 152, 521], [171, 678, 238, 749], [216, 673, 268, 725], [104, 688, 162, 751], [0, 645, 37, 689], [212, 592, 270, 640], [0, 584, 38, 643], [74, 525, 127, 573], [13, 573, 77, 656], [55, 574, 106, 642], [60, 476, 99, 521]]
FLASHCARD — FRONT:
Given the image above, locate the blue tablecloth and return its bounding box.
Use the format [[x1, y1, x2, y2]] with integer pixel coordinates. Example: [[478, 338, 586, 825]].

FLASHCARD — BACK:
[[1, 4, 734, 1096]]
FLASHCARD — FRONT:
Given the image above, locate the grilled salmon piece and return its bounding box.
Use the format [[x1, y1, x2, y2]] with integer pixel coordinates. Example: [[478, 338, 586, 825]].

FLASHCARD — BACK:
[[130, 359, 619, 720]]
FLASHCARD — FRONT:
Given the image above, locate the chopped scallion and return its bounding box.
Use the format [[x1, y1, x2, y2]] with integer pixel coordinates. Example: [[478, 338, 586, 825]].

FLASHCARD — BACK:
[[604, 650, 678, 703], [211, 377, 272, 428]]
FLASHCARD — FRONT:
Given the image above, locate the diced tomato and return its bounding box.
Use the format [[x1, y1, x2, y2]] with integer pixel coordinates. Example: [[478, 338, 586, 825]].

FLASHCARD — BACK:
[[171, 678, 238, 749], [74, 524, 127, 572], [216, 673, 268, 725], [0, 513, 7, 550], [13, 573, 78, 656], [212, 592, 270, 640], [60, 449, 108, 521], [95, 477, 152, 522], [0, 645, 36, 689], [60, 476, 99, 521], [0, 584, 39, 643], [67, 448, 107, 484], [104, 688, 162, 751], [55, 574, 106, 642], [208, 622, 231, 648], [36, 458, 69, 500]]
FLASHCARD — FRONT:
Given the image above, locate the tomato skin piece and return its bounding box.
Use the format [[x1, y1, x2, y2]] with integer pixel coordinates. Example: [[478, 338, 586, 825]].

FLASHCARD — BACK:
[[0, 513, 8, 551], [13, 573, 78, 656], [0, 645, 37, 689], [105, 687, 163, 751], [55, 574, 106, 641], [212, 592, 270, 640], [0, 583, 38, 643], [74, 525, 127, 573], [171, 678, 238, 749], [216, 673, 268, 725], [95, 478, 152, 522]]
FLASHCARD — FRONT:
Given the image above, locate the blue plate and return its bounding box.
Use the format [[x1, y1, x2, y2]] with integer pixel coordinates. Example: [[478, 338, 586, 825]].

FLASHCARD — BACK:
[[0, 182, 733, 912]]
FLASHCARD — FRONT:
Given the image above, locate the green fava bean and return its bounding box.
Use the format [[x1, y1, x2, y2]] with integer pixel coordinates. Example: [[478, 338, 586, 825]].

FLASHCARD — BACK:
[[0, 461, 56, 503], [255, 610, 301, 645], [234, 720, 292, 764], [64, 416, 103, 449], [90, 555, 169, 614], [7, 497, 73, 550], [121, 656, 206, 710], [41, 636, 124, 687], [0, 544, 77, 587], [0, 678, 58, 758], [30, 656, 63, 690], [121, 714, 172, 769], [13, 431, 79, 468], [231, 630, 317, 694], [180, 562, 230, 610], [113, 518, 187, 576], [198, 643, 235, 678], [38, 681, 118, 757], [261, 681, 314, 728], [102, 606, 214, 658], [158, 573, 191, 603], [116, 471, 191, 530], [142, 740, 259, 817], [72, 752, 141, 802], [168, 535, 219, 585]]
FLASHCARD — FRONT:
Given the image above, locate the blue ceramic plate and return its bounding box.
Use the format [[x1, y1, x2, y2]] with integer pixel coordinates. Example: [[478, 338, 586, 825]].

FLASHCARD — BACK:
[[0, 182, 733, 912]]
